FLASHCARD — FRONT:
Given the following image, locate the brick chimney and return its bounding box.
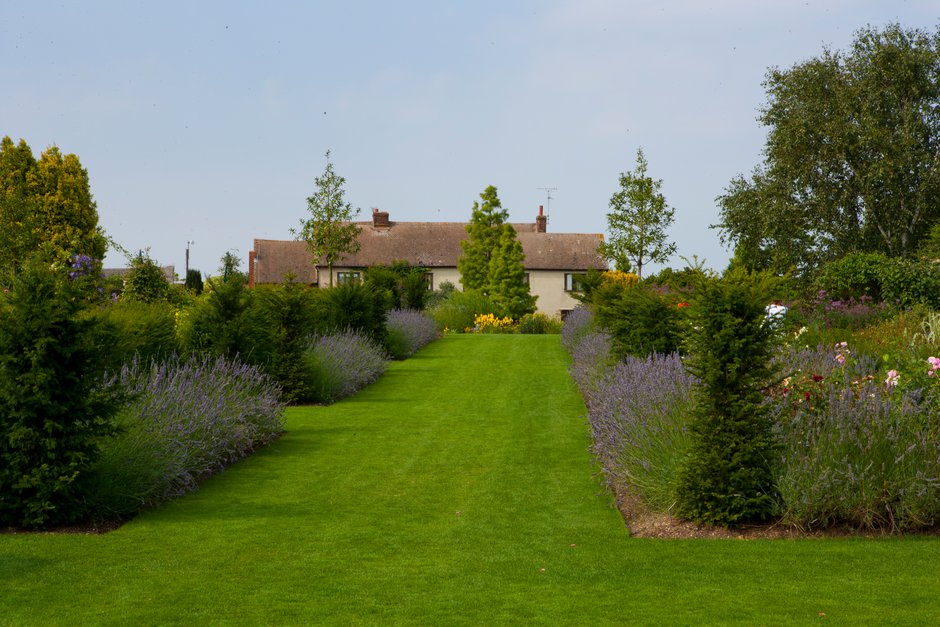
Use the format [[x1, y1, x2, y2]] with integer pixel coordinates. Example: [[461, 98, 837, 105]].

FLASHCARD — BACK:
[[372, 207, 390, 228], [536, 205, 547, 233]]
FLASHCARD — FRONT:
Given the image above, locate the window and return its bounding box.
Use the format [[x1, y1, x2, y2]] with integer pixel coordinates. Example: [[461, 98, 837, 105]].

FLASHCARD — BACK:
[[424, 272, 434, 291], [564, 273, 582, 292], [523, 273, 530, 287], [337, 271, 361, 285]]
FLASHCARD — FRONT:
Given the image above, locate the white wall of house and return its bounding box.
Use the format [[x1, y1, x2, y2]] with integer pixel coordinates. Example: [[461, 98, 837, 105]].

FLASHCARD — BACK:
[[437, 267, 582, 318], [428, 268, 462, 291], [528, 269, 582, 317], [327, 265, 582, 318]]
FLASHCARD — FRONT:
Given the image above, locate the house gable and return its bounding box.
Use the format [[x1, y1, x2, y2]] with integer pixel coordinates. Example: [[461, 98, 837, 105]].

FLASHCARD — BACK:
[[249, 208, 607, 315]]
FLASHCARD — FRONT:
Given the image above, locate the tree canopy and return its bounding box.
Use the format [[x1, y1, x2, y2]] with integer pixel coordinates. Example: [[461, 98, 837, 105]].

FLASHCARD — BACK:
[[458, 185, 508, 291], [292, 151, 361, 288], [0, 137, 107, 280], [598, 148, 676, 278], [488, 223, 537, 318], [457, 185, 536, 318], [716, 23, 940, 277]]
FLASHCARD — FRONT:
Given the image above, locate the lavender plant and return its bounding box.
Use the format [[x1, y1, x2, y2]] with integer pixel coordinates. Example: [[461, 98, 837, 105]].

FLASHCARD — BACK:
[[567, 307, 940, 533], [83, 354, 285, 517], [561, 306, 596, 353], [385, 309, 440, 359], [305, 329, 387, 403], [771, 345, 940, 531], [567, 329, 615, 405], [588, 353, 697, 511]]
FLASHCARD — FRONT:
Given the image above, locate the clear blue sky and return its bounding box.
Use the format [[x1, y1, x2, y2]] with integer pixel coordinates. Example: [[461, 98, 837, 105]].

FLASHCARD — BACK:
[[2, 1, 936, 277]]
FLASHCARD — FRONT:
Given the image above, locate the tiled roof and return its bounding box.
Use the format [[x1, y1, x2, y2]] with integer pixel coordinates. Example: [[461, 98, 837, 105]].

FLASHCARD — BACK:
[[251, 220, 607, 285]]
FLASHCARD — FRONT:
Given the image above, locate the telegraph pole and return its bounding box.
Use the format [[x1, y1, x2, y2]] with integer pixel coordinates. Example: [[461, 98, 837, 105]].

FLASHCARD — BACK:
[[185, 240, 194, 276]]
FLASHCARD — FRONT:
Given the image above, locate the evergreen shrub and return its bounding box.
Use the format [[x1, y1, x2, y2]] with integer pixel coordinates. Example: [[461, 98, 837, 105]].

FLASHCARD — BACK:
[[0, 260, 124, 528], [181, 273, 273, 364], [92, 300, 179, 372], [673, 268, 781, 526], [595, 283, 685, 358], [319, 283, 388, 346], [123, 254, 170, 303]]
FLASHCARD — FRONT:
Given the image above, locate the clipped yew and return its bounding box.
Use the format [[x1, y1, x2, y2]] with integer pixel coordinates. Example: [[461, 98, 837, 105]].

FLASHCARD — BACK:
[[0, 259, 123, 528], [673, 268, 781, 526]]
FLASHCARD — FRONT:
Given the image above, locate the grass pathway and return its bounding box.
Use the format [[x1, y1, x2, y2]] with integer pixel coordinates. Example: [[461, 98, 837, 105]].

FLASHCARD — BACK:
[[2, 335, 940, 624]]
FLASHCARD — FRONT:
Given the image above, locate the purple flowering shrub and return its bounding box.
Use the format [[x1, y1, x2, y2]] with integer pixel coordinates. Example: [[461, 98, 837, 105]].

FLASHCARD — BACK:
[[566, 311, 694, 509], [588, 353, 697, 511], [385, 309, 440, 359], [84, 354, 285, 517], [564, 305, 940, 531], [567, 329, 615, 404], [771, 344, 940, 531], [561, 306, 595, 353], [305, 329, 387, 403]]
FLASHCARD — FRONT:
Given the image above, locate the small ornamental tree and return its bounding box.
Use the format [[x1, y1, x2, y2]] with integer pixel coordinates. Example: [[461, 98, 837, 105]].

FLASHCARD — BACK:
[[185, 268, 204, 294], [292, 151, 361, 288], [123, 252, 170, 303], [488, 223, 537, 318], [458, 185, 508, 292], [673, 267, 781, 526], [0, 258, 123, 528], [0, 137, 107, 280], [599, 148, 676, 279]]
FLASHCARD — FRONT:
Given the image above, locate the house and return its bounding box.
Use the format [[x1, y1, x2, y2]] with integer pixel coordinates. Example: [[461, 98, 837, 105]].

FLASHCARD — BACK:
[[248, 207, 607, 317], [102, 265, 176, 284]]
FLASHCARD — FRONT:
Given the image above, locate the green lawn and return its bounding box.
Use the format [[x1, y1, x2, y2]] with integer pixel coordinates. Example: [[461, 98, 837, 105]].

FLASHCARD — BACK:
[[1, 335, 939, 625]]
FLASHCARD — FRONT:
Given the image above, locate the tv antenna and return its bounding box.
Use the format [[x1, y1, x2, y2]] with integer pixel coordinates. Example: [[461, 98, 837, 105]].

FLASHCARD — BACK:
[[537, 187, 557, 216]]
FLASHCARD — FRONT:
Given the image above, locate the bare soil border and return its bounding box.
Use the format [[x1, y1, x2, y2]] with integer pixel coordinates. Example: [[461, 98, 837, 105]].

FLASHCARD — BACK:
[[616, 490, 940, 539]]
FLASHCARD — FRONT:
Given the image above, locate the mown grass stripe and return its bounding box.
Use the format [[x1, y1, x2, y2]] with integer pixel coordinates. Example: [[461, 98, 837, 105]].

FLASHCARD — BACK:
[[1, 335, 939, 625]]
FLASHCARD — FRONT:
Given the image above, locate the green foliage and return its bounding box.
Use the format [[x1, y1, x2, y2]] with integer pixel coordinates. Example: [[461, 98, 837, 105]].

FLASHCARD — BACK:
[[182, 260, 272, 364], [291, 151, 362, 288], [457, 186, 535, 314], [458, 185, 508, 291], [516, 312, 562, 334], [319, 283, 388, 345], [643, 262, 709, 291], [597, 284, 685, 358], [878, 258, 940, 309], [598, 148, 676, 278], [673, 268, 781, 525], [717, 24, 940, 276], [122, 253, 170, 303], [426, 280, 457, 309], [429, 288, 497, 332], [0, 137, 107, 280], [185, 268, 203, 294], [363, 261, 429, 311], [488, 223, 537, 318], [0, 259, 123, 528], [813, 251, 888, 301], [255, 280, 319, 404], [918, 222, 940, 260], [815, 252, 940, 308], [92, 300, 179, 372]]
